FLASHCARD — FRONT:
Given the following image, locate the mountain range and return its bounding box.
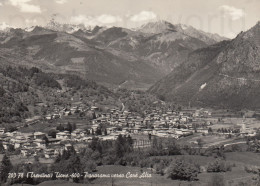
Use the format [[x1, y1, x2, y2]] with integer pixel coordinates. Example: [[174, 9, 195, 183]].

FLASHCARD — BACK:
[[0, 20, 226, 90], [1, 20, 260, 109], [149, 21, 260, 109]]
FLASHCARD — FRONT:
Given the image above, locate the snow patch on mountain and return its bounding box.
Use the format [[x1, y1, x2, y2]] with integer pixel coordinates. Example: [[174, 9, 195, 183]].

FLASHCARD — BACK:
[[200, 83, 207, 90]]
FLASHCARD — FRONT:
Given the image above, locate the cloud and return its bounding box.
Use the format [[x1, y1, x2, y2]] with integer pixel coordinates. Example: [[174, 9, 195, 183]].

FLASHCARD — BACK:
[[96, 14, 122, 24], [55, 0, 67, 4], [0, 22, 10, 30], [130, 11, 157, 22], [219, 5, 245, 20], [9, 0, 41, 13], [70, 14, 122, 26], [25, 18, 37, 24]]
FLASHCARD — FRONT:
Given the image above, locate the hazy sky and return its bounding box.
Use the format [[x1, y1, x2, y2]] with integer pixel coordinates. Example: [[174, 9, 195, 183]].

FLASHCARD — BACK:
[[0, 0, 259, 38]]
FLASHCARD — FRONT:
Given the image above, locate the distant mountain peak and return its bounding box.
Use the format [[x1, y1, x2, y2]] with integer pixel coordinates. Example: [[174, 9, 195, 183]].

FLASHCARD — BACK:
[[149, 21, 260, 109], [138, 20, 177, 34], [175, 23, 228, 44], [8, 28, 25, 35], [31, 26, 47, 32], [175, 23, 190, 31], [137, 20, 227, 44], [45, 20, 92, 34], [25, 26, 36, 32]]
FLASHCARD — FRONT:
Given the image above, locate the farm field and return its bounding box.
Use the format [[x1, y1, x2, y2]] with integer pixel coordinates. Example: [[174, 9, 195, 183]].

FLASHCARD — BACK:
[[211, 117, 260, 130], [17, 117, 91, 133], [177, 133, 245, 148], [18, 120, 57, 133], [225, 152, 260, 166]]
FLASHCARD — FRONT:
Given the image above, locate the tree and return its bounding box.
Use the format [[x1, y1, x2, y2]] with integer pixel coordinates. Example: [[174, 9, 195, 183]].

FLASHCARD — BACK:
[[0, 87, 5, 97], [217, 145, 226, 159], [115, 134, 125, 158], [34, 108, 39, 115], [8, 126, 17, 132], [56, 124, 64, 132], [66, 154, 83, 181], [66, 122, 73, 133], [114, 134, 133, 159], [52, 153, 83, 183], [152, 137, 158, 148], [126, 135, 133, 152], [42, 136, 49, 145], [158, 95, 165, 101], [55, 153, 62, 163], [0, 154, 13, 183], [166, 158, 198, 181], [89, 137, 101, 152], [207, 160, 231, 172], [166, 138, 181, 155], [96, 127, 102, 135], [0, 142, 5, 153], [48, 129, 57, 138], [92, 112, 96, 119], [61, 150, 71, 161], [148, 133, 152, 141], [72, 123, 77, 131], [83, 161, 97, 172], [8, 144, 15, 152], [208, 127, 213, 133], [197, 138, 204, 148]]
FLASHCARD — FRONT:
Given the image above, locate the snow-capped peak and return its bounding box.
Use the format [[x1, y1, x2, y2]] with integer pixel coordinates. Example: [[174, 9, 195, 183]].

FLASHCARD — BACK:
[[45, 20, 92, 33], [181, 24, 189, 30], [25, 26, 37, 32]]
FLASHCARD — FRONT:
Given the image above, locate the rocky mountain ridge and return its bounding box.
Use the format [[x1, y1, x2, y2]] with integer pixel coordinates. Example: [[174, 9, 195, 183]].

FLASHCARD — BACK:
[[149, 21, 260, 109]]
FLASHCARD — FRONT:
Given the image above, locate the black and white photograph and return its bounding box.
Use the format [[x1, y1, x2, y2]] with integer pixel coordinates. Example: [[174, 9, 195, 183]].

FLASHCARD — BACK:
[[0, 0, 259, 185]]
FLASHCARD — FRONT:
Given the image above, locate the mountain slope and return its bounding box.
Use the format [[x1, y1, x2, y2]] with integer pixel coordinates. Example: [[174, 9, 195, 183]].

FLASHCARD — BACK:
[[0, 21, 227, 90], [149, 21, 260, 109], [92, 21, 226, 73], [0, 64, 120, 124], [0, 27, 163, 89], [138, 20, 178, 34], [175, 24, 228, 45]]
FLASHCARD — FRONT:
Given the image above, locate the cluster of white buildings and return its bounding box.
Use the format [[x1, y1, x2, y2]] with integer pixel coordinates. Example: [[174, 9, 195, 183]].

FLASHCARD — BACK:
[[0, 106, 216, 160], [0, 129, 88, 159], [91, 108, 213, 138], [44, 104, 87, 120]]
